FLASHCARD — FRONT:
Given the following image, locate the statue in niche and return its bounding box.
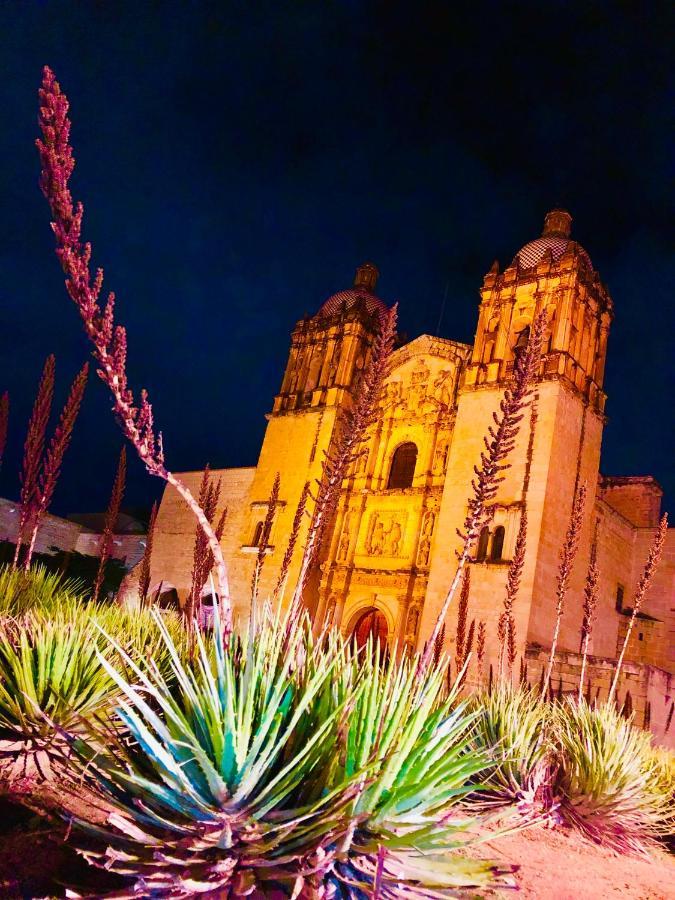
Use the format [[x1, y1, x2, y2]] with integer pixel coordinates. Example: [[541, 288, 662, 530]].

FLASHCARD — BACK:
[[324, 595, 337, 626], [433, 369, 454, 409], [337, 514, 351, 561], [406, 603, 421, 638], [433, 442, 449, 475], [406, 363, 429, 411], [416, 511, 435, 566]]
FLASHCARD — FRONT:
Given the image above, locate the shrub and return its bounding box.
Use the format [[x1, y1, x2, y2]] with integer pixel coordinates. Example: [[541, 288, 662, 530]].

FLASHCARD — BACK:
[[0, 562, 82, 618], [64, 608, 516, 896], [468, 684, 555, 819], [554, 698, 673, 851]]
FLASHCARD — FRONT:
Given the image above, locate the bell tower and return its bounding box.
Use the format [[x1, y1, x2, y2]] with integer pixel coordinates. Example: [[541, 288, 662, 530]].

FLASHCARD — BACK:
[[468, 209, 612, 414], [421, 210, 614, 669], [246, 264, 388, 610]]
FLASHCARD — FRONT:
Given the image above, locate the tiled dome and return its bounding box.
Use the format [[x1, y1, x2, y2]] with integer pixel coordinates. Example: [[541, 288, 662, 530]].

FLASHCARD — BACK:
[[317, 262, 388, 319], [511, 210, 592, 271]]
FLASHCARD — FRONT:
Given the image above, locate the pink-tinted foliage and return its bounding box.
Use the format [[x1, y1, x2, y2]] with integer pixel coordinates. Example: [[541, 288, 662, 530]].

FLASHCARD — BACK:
[[36, 67, 231, 631]]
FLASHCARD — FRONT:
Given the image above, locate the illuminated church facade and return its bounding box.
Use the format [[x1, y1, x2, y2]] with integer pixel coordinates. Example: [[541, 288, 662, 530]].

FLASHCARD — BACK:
[[144, 210, 674, 743]]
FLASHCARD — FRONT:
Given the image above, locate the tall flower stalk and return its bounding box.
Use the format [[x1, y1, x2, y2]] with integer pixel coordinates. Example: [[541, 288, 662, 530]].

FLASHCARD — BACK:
[[138, 500, 158, 609], [578, 527, 600, 703], [0, 391, 8, 472], [251, 473, 280, 603], [608, 513, 668, 704], [187, 467, 226, 629], [291, 305, 397, 610], [92, 447, 126, 602], [13, 355, 55, 568], [542, 482, 587, 697], [24, 361, 89, 571], [477, 620, 486, 683], [272, 480, 308, 605], [454, 567, 471, 675], [420, 310, 548, 673], [36, 67, 233, 633], [498, 508, 527, 679]]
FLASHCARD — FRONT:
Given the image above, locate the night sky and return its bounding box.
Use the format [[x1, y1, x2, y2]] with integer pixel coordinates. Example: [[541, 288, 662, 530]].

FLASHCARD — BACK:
[[0, 2, 673, 518]]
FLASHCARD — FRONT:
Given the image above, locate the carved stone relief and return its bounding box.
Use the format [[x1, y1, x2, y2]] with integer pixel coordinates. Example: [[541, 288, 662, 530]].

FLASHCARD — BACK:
[[365, 511, 407, 558]]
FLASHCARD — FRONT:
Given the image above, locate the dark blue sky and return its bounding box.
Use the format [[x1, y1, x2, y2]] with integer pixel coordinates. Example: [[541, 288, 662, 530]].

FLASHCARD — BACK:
[[0, 1, 673, 517]]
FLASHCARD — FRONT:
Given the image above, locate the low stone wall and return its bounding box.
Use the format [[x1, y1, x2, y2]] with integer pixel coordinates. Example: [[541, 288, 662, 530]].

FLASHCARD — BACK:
[[525, 644, 674, 750], [0, 497, 145, 568]]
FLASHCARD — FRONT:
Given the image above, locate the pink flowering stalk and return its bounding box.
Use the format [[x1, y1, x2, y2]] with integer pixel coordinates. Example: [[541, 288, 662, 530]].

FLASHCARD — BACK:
[[578, 531, 600, 702], [272, 481, 309, 605], [0, 391, 8, 472], [454, 567, 471, 675], [36, 67, 232, 632], [542, 482, 588, 697], [498, 508, 527, 678], [92, 447, 126, 602], [291, 305, 397, 611], [420, 310, 548, 673], [22, 361, 88, 570], [138, 500, 158, 609], [187, 467, 226, 630], [251, 473, 280, 604], [13, 355, 55, 568], [477, 620, 486, 683], [608, 513, 668, 703]]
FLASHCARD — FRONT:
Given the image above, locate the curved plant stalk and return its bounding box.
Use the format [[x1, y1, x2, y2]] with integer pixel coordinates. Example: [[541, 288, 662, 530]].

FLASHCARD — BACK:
[[36, 67, 232, 632], [608, 513, 667, 704]]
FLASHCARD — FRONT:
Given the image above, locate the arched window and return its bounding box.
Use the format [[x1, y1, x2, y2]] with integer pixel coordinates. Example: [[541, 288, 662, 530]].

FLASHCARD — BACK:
[[475, 526, 490, 562], [387, 442, 417, 489], [491, 526, 505, 561], [351, 607, 388, 651]]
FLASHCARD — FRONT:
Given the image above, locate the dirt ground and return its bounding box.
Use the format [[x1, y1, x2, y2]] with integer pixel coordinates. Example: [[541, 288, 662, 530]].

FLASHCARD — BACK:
[[478, 824, 675, 899]]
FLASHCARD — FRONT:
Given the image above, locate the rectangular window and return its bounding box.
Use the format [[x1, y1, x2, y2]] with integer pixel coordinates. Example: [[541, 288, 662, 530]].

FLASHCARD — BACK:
[[615, 584, 625, 613]]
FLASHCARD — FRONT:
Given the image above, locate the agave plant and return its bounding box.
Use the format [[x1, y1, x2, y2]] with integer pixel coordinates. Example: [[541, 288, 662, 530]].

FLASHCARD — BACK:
[[0, 612, 118, 781], [62, 607, 516, 897], [92, 602, 187, 680], [554, 698, 673, 852], [467, 684, 556, 820]]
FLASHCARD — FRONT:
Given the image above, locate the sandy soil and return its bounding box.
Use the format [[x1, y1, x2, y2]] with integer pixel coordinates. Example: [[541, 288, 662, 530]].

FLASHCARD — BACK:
[[478, 824, 675, 899]]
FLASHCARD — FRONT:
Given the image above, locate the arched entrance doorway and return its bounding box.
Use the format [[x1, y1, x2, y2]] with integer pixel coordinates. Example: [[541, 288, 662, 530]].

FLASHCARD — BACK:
[[351, 607, 389, 651]]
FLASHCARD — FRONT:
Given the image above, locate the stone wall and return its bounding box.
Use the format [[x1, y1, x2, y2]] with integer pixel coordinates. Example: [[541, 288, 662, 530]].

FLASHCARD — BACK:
[[0, 496, 144, 567], [525, 644, 674, 750]]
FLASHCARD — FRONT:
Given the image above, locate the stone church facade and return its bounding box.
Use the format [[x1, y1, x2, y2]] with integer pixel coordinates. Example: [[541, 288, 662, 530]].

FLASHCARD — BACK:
[[144, 210, 674, 745]]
